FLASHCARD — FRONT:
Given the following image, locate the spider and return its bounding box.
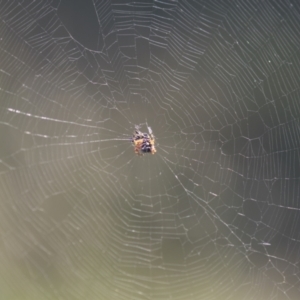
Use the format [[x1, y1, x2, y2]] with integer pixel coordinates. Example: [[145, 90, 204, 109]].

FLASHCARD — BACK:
[[131, 126, 156, 155]]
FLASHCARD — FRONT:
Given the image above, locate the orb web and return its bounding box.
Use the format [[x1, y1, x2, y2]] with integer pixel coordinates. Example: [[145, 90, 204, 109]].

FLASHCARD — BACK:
[[1, 1, 300, 299]]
